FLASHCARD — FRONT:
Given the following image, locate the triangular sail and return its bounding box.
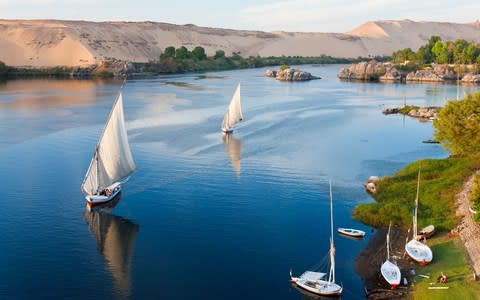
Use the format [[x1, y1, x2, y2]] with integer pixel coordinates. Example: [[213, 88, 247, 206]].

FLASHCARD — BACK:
[[221, 84, 243, 130], [82, 93, 136, 195]]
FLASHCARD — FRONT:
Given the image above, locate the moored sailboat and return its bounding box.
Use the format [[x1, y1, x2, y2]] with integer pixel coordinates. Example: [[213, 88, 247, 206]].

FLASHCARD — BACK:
[[381, 222, 401, 288], [221, 83, 243, 134], [290, 181, 343, 297], [81, 91, 136, 207], [405, 168, 433, 265]]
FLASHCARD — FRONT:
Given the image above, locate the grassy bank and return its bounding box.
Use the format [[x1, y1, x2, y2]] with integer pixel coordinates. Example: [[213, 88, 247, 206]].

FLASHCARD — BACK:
[[353, 155, 480, 230], [411, 234, 480, 299]]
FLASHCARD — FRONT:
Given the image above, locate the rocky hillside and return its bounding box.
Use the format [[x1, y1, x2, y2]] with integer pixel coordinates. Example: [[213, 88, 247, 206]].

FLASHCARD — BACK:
[[1, 19, 479, 67]]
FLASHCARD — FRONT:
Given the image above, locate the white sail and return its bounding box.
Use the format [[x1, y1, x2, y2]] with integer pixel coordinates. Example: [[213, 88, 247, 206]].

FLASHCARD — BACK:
[[221, 84, 243, 131], [82, 93, 136, 195]]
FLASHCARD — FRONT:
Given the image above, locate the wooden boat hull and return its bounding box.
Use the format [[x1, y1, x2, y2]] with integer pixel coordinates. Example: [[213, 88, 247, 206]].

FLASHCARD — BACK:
[[416, 225, 435, 240], [86, 183, 121, 207], [337, 228, 365, 238]]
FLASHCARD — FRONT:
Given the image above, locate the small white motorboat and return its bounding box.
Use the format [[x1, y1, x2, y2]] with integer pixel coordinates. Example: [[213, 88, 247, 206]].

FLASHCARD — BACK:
[[337, 227, 365, 238]]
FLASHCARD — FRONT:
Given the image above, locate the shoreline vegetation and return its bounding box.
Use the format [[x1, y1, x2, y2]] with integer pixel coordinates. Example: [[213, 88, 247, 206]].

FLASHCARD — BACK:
[[0, 46, 376, 80], [355, 92, 480, 298], [338, 36, 480, 83]]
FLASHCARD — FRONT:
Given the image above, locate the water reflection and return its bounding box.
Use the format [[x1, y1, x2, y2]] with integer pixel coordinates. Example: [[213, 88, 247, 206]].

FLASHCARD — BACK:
[[84, 194, 139, 297], [291, 283, 341, 300], [0, 79, 117, 111], [222, 133, 242, 177]]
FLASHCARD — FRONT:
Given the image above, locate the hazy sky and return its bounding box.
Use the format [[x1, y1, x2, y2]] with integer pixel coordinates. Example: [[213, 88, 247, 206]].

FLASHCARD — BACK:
[[1, 0, 479, 32]]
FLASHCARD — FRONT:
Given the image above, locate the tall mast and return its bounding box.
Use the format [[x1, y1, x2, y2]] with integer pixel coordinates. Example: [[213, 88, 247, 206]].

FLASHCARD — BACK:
[[413, 168, 421, 240], [387, 222, 391, 260], [329, 180, 335, 283]]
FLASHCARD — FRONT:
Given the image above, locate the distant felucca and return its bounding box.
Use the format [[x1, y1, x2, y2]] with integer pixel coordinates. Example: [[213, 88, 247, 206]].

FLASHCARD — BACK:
[[405, 168, 433, 265], [221, 83, 243, 134], [81, 91, 136, 207]]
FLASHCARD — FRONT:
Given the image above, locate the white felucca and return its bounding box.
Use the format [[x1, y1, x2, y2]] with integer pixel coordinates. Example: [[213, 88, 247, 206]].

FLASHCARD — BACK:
[[290, 181, 343, 297], [81, 92, 136, 207], [221, 83, 243, 134], [381, 222, 401, 287], [405, 168, 433, 265]]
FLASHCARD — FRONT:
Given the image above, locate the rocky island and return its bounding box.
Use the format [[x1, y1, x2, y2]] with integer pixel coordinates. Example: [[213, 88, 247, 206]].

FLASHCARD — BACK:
[[338, 60, 480, 83], [265, 67, 320, 81]]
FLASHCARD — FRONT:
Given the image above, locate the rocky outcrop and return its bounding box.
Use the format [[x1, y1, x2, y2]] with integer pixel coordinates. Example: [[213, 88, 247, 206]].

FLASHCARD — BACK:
[[364, 176, 379, 194], [266, 68, 320, 81], [406, 65, 457, 82], [264, 69, 277, 78], [462, 73, 480, 83], [379, 65, 403, 82], [407, 106, 439, 119], [337, 61, 387, 81], [382, 105, 440, 120]]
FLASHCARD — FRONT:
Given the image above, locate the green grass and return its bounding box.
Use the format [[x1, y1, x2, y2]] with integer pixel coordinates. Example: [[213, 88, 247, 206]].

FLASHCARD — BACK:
[[411, 235, 480, 300], [398, 105, 420, 114], [353, 155, 480, 229]]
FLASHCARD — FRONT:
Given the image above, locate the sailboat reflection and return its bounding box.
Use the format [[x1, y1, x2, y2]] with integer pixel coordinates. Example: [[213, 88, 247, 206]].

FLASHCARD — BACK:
[[84, 193, 139, 297], [222, 133, 242, 177], [291, 283, 341, 300]]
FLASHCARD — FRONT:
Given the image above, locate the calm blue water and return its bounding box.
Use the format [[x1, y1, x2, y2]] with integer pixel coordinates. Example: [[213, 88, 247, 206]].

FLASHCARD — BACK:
[[0, 65, 477, 299]]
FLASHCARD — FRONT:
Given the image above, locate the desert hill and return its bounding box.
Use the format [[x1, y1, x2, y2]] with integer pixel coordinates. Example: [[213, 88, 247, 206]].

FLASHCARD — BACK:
[[0, 19, 479, 67]]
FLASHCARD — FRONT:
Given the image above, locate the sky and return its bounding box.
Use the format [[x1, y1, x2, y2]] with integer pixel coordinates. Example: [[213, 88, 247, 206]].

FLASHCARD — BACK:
[[1, 0, 479, 33]]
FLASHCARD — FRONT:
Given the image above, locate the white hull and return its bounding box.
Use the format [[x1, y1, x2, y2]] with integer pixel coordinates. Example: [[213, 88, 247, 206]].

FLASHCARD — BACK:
[[85, 182, 121, 207], [221, 127, 233, 134], [337, 227, 365, 238], [405, 239, 432, 265], [291, 277, 343, 296], [380, 260, 401, 287]]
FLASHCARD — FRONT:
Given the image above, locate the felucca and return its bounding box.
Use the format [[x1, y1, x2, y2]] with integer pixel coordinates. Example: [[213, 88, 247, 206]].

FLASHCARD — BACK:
[[405, 168, 433, 265], [381, 222, 401, 287], [290, 181, 343, 296], [81, 91, 136, 207], [221, 83, 243, 134]]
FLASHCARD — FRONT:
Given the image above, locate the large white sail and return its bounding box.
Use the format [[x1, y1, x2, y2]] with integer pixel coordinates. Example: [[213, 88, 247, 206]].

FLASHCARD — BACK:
[[221, 84, 243, 131], [82, 93, 136, 195]]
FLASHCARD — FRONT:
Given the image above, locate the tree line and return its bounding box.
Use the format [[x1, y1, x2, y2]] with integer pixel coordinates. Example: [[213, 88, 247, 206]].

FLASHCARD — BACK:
[[391, 36, 480, 65]]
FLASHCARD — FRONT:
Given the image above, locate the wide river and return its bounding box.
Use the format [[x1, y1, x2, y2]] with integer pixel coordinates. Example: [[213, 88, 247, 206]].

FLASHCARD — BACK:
[[1, 65, 478, 299]]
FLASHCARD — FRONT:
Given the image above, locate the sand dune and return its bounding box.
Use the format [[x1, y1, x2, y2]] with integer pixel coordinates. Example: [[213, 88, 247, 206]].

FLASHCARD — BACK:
[[0, 19, 479, 67]]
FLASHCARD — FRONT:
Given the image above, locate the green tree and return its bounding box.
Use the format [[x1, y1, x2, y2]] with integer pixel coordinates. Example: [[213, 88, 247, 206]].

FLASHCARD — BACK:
[[434, 92, 480, 155], [0, 60, 8, 77], [416, 45, 432, 63], [391, 48, 416, 63], [160, 46, 176, 60], [454, 39, 468, 64], [214, 50, 225, 59], [175, 46, 189, 59], [191, 46, 207, 60], [432, 40, 449, 64]]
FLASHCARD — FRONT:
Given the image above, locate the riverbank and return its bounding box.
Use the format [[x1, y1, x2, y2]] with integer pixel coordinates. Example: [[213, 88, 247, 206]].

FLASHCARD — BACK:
[[0, 55, 359, 80], [357, 176, 480, 299]]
